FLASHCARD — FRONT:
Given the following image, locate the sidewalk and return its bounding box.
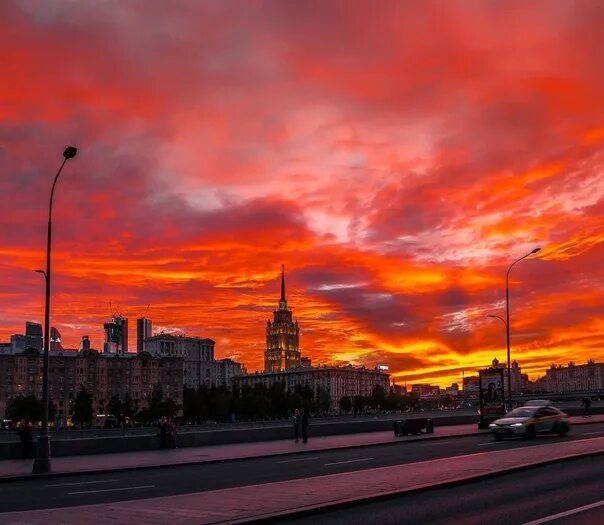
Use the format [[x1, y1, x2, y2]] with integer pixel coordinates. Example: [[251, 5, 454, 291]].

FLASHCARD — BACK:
[[1, 415, 602, 481], [2, 436, 603, 524]]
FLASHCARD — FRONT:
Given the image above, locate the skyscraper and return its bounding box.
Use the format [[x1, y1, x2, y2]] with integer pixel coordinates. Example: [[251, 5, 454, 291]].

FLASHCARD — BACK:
[[264, 265, 300, 372], [103, 315, 128, 354], [137, 317, 153, 353]]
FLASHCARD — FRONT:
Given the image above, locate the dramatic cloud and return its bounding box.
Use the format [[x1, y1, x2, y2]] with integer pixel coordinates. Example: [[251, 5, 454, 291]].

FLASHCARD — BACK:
[[1, 1, 603, 386]]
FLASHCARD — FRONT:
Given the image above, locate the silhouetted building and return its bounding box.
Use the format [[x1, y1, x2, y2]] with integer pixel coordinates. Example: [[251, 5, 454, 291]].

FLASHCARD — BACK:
[[0, 349, 183, 425], [537, 359, 604, 392], [233, 365, 390, 411], [215, 358, 247, 387], [300, 356, 312, 368], [7, 321, 43, 353], [265, 265, 300, 372], [103, 315, 128, 354], [50, 326, 63, 352], [79, 335, 91, 351], [136, 317, 152, 353]]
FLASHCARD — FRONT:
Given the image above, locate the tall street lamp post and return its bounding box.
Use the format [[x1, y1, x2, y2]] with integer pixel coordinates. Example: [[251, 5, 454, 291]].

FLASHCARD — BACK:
[[504, 247, 540, 412], [32, 146, 78, 474]]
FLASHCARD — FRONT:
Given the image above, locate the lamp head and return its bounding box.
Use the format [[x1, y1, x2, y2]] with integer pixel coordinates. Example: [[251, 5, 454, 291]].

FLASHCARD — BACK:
[[63, 146, 77, 159], [35, 269, 45, 274], [531, 247, 541, 254]]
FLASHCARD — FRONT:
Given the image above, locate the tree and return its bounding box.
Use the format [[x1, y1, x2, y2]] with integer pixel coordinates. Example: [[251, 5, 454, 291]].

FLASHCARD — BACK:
[[160, 398, 180, 418], [353, 395, 366, 414], [369, 385, 387, 410], [316, 387, 331, 413], [72, 388, 93, 428], [122, 393, 136, 422], [147, 384, 164, 421], [6, 395, 42, 423], [48, 400, 57, 425], [339, 396, 352, 413], [107, 395, 122, 422]]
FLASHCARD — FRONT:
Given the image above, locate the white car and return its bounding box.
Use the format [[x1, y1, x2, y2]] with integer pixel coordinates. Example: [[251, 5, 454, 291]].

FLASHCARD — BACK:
[[489, 405, 570, 440]]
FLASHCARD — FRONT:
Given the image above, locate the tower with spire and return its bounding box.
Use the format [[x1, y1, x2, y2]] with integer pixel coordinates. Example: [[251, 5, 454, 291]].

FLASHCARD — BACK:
[[264, 265, 300, 372]]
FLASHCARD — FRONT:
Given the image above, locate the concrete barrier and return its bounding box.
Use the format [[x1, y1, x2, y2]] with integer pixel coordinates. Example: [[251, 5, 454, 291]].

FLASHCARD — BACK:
[[0, 406, 600, 460]]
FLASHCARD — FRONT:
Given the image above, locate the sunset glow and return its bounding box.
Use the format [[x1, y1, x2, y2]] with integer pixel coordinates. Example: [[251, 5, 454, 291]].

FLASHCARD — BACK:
[[1, 1, 603, 386]]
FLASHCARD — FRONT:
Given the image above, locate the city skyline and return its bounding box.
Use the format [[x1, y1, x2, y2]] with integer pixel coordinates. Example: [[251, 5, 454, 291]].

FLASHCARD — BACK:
[[2, 2, 604, 388]]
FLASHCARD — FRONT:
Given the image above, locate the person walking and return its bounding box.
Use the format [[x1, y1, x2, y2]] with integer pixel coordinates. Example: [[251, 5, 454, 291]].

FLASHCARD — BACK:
[[301, 408, 309, 443], [167, 418, 178, 449], [582, 397, 592, 417], [17, 419, 34, 459], [158, 416, 167, 449], [292, 408, 300, 443]]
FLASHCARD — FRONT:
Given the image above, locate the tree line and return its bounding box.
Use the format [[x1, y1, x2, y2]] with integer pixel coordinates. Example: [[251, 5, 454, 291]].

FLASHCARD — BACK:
[[5, 383, 434, 427]]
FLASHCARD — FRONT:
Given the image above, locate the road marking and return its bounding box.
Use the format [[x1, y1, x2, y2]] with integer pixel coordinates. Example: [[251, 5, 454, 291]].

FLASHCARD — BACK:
[[277, 456, 321, 464], [478, 441, 504, 446], [68, 485, 155, 495], [420, 440, 457, 446], [522, 499, 604, 524], [46, 479, 120, 487], [580, 431, 604, 436], [325, 458, 374, 466]]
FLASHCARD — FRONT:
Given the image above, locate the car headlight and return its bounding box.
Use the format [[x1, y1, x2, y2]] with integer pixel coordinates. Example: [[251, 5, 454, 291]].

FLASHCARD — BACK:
[[489, 423, 497, 427], [511, 423, 523, 427]]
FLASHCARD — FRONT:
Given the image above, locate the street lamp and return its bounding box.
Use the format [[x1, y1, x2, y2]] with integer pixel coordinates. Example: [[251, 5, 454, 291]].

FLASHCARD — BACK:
[[32, 146, 77, 474], [504, 247, 540, 412]]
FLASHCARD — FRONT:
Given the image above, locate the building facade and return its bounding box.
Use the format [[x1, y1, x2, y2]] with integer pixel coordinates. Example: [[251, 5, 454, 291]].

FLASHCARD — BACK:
[[233, 366, 390, 410], [103, 315, 128, 354], [136, 317, 153, 353], [0, 349, 183, 425], [264, 265, 300, 372], [145, 334, 216, 389], [538, 360, 604, 392]]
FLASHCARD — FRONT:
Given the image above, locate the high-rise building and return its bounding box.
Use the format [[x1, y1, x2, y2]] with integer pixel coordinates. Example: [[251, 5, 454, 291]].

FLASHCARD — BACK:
[[264, 265, 300, 372], [50, 326, 63, 352], [103, 315, 128, 354], [136, 318, 153, 353], [79, 335, 91, 351]]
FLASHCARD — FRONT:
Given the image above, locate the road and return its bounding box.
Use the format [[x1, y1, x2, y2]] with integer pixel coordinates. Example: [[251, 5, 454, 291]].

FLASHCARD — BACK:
[[286, 455, 604, 525], [1, 422, 603, 513]]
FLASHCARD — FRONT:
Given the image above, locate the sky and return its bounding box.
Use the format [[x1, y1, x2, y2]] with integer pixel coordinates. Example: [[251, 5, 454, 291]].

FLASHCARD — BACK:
[[1, 1, 603, 387]]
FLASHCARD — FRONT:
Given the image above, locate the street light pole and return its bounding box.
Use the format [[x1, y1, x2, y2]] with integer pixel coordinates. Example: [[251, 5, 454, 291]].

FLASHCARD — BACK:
[[32, 146, 77, 474], [504, 247, 540, 412]]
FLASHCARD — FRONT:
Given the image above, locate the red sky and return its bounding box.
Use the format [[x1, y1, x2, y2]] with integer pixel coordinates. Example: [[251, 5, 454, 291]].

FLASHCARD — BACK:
[[1, 1, 603, 387]]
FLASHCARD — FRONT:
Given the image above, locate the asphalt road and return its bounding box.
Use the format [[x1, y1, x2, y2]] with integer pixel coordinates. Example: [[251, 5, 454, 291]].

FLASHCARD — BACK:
[[286, 455, 604, 525], [1, 422, 603, 513]]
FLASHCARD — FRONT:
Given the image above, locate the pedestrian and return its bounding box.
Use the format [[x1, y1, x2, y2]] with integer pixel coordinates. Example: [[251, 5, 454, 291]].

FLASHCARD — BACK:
[[301, 408, 309, 443], [292, 408, 300, 443], [158, 416, 167, 449], [167, 418, 178, 449], [582, 397, 592, 417], [17, 419, 34, 459]]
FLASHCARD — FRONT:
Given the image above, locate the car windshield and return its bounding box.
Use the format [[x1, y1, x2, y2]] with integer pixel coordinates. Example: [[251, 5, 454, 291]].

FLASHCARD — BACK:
[[504, 407, 536, 418]]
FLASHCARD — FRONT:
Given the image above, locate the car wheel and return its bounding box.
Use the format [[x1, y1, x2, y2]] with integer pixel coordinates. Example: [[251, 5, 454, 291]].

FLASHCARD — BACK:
[[525, 425, 536, 440], [557, 422, 569, 437]]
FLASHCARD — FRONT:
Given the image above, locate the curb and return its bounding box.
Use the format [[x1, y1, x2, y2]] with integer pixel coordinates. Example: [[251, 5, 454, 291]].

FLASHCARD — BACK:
[[1, 418, 601, 483], [235, 448, 604, 524]]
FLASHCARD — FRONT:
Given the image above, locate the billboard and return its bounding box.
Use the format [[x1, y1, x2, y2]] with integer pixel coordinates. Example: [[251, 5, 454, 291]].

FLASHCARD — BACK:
[[479, 368, 505, 422]]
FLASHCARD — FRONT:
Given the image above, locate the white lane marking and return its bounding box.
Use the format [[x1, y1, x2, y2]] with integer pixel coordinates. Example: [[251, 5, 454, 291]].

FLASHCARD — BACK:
[[522, 499, 604, 525], [478, 441, 505, 446], [68, 485, 155, 495], [277, 456, 321, 464], [325, 458, 374, 466], [46, 479, 120, 487], [580, 431, 604, 436], [420, 440, 457, 446]]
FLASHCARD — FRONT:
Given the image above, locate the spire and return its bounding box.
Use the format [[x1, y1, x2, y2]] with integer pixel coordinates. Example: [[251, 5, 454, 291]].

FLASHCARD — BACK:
[[279, 264, 287, 309]]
